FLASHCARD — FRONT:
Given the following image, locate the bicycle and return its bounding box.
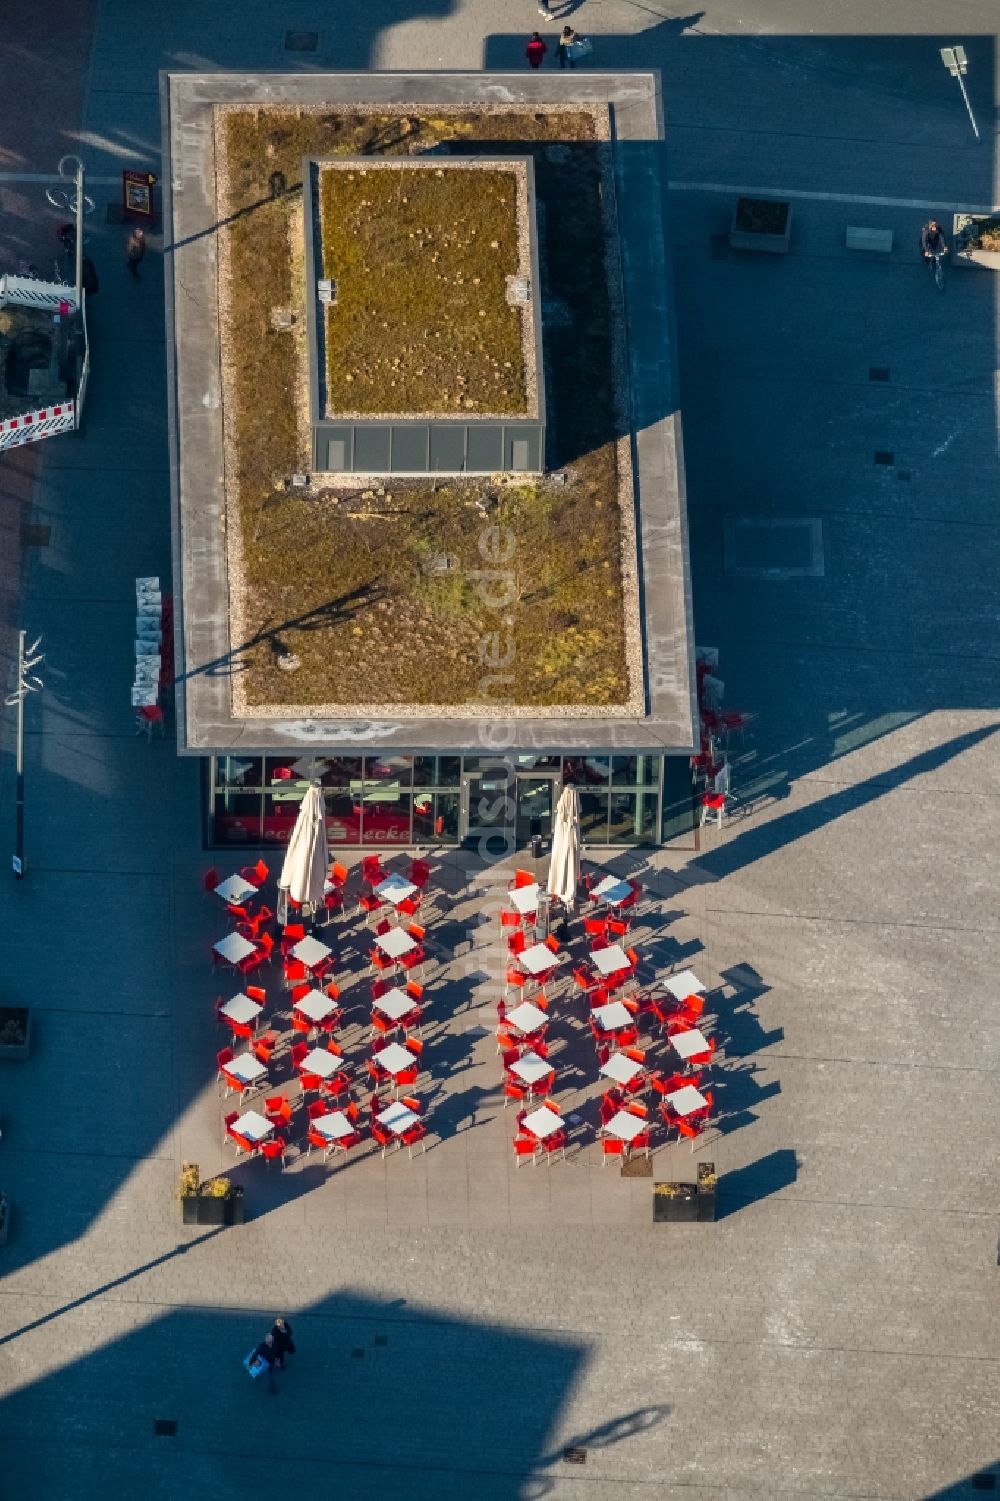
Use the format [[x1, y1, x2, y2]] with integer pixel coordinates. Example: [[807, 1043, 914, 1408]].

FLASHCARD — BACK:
[[925, 249, 946, 290]]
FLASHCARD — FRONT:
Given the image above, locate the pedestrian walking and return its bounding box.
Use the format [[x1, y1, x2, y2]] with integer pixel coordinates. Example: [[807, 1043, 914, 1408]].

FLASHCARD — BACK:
[[253, 1331, 279, 1394], [525, 31, 548, 69], [270, 1316, 295, 1370], [558, 26, 578, 68], [126, 227, 145, 281]]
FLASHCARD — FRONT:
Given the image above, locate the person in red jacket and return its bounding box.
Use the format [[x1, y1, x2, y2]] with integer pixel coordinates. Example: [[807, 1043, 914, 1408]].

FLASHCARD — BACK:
[[525, 32, 547, 69]]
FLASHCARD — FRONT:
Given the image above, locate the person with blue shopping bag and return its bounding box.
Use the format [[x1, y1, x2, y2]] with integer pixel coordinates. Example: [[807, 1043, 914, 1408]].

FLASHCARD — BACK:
[[245, 1331, 279, 1393]]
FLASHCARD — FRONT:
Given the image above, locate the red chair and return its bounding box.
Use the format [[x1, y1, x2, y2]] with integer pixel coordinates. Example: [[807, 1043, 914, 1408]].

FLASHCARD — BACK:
[[500, 910, 522, 933], [513, 1135, 539, 1167], [256, 931, 275, 961], [679, 993, 706, 1021], [608, 917, 631, 938], [602, 1138, 625, 1166], [284, 958, 309, 988], [369, 947, 395, 975], [508, 929, 527, 957], [541, 1131, 567, 1164], [628, 1129, 652, 1158], [531, 1072, 555, 1099], [261, 1135, 287, 1168], [584, 917, 607, 940], [374, 917, 392, 938], [322, 888, 344, 922], [224, 1016, 255, 1043], [225, 902, 251, 925], [264, 1094, 293, 1128], [236, 944, 267, 977], [216, 1047, 234, 1084], [371, 978, 390, 1002], [371, 1010, 395, 1039], [361, 855, 384, 885], [330, 860, 349, 887], [243, 905, 274, 940], [402, 1120, 428, 1158], [322, 1070, 351, 1103], [544, 934, 560, 955], [291, 1041, 309, 1069], [372, 1121, 397, 1157], [676, 1116, 703, 1149], [222, 1109, 239, 1143], [573, 964, 597, 994], [280, 922, 306, 956], [397, 895, 421, 918], [240, 858, 269, 888], [271, 767, 293, 780], [504, 1080, 527, 1108], [202, 868, 220, 893], [410, 858, 431, 888], [400, 946, 425, 975], [405, 980, 424, 1005], [406, 921, 426, 944], [307, 1124, 334, 1159], [359, 893, 383, 923], [512, 869, 535, 889]]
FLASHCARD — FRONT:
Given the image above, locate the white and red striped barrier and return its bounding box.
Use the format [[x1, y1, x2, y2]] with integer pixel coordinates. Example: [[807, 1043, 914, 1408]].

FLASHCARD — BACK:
[[0, 403, 75, 451], [0, 274, 78, 311]]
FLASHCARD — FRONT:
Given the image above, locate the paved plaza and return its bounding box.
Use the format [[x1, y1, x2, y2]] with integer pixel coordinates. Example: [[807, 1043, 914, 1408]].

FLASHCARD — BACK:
[[0, 1, 998, 1497]]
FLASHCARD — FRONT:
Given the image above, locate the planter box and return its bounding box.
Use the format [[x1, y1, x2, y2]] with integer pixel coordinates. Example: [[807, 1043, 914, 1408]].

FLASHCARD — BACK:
[[953, 213, 1000, 269], [697, 1162, 717, 1222], [182, 1191, 244, 1226], [653, 1183, 698, 1223], [730, 197, 792, 254], [0, 1193, 9, 1245], [0, 1006, 31, 1060]]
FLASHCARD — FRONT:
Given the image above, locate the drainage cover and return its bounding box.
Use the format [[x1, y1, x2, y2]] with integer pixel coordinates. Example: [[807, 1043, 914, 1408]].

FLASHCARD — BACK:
[[563, 1448, 587, 1465], [874, 451, 895, 466], [869, 366, 889, 382], [154, 1419, 177, 1436], [374, 1334, 388, 1347]]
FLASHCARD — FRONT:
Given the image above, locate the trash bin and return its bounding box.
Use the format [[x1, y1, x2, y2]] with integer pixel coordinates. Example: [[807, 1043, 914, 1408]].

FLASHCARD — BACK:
[[529, 833, 542, 859]]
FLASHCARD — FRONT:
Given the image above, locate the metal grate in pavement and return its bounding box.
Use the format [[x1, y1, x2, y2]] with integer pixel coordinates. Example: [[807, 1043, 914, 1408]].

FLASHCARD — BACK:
[[563, 1448, 587, 1465], [285, 30, 318, 51], [154, 1419, 177, 1436], [874, 451, 894, 466], [869, 367, 889, 382]]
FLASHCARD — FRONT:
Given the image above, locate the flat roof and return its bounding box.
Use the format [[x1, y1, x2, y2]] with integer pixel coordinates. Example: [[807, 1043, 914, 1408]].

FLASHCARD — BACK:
[[161, 70, 698, 754]]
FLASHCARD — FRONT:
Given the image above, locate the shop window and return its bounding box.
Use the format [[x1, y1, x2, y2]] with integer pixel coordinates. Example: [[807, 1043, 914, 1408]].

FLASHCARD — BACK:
[[360, 784, 412, 846], [611, 755, 659, 786], [578, 789, 610, 844], [608, 790, 658, 844], [216, 756, 263, 789], [213, 791, 262, 844], [364, 755, 413, 786], [564, 756, 610, 787]]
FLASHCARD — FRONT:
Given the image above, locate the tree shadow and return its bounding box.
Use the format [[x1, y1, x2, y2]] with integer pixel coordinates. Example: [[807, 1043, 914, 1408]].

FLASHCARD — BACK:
[[714, 1148, 798, 1220], [183, 581, 387, 682]]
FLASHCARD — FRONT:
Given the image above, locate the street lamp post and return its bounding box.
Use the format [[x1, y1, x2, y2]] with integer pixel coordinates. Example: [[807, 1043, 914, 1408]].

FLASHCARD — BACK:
[[6, 632, 44, 879], [940, 46, 980, 141]]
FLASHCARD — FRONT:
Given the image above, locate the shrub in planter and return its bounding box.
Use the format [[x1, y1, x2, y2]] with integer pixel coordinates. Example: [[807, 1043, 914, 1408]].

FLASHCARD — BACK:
[[696, 1161, 717, 1222], [653, 1181, 698, 1223], [179, 1164, 245, 1226], [0, 1006, 31, 1060], [730, 196, 792, 253]]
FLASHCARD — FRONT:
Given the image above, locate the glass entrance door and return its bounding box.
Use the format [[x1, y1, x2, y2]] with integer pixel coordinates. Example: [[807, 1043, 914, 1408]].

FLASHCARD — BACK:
[[461, 768, 515, 856], [514, 775, 556, 845]]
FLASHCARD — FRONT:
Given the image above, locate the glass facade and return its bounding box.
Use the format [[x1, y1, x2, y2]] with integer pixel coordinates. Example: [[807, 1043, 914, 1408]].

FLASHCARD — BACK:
[[208, 752, 694, 849]]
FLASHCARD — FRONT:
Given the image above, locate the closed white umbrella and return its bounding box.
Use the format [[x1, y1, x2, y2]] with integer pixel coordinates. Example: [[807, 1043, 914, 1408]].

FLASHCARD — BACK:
[[547, 784, 581, 910], [278, 782, 328, 919]]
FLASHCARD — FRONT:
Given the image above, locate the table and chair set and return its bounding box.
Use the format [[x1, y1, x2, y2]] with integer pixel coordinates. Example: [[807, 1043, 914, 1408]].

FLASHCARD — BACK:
[[500, 871, 718, 1166], [208, 854, 435, 1168]]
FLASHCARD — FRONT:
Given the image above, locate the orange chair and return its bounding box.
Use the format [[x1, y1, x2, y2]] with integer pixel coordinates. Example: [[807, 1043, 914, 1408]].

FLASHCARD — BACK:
[[402, 1120, 428, 1158], [264, 1094, 293, 1128], [371, 1121, 397, 1158], [544, 934, 560, 955], [512, 869, 535, 889], [404, 980, 424, 1004], [504, 1080, 527, 1108], [330, 860, 349, 887], [688, 1037, 717, 1068], [253, 1030, 279, 1066], [680, 993, 705, 1021]]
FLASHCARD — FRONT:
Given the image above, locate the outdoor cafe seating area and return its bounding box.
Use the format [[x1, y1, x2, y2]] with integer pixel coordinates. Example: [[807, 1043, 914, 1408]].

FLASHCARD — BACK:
[[500, 870, 717, 1168], [209, 849, 434, 1168]]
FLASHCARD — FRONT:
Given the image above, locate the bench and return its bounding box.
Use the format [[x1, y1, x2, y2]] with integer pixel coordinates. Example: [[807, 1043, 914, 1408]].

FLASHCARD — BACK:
[[845, 226, 894, 253]]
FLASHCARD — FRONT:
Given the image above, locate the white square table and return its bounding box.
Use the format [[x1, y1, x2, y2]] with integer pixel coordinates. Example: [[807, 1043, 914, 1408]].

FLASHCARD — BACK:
[[372, 986, 416, 1022], [220, 993, 264, 1027], [592, 1000, 634, 1032], [224, 1053, 267, 1086], [378, 1100, 421, 1135], [375, 872, 418, 905], [670, 1027, 710, 1061], [375, 927, 417, 960], [591, 943, 630, 977], [373, 1041, 417, 1077], [214, 931, 256, 966], [312, 1109, 356, 1142], [292, 989, 337, 1024], [665, 1084, 709, 1117], [505, 1000, 548, 1036], [299, 1047, 341, 1080], [233, 1109, 272, 1144], [592, 875, 632, 905], [292, 935, 333, 969], [509, 883, 540, 915], [215, 873, 258, 904], [604, 1109, 648, 1142], [509, 1052, 554, 1086], [522, 1105, 565, 1141], [599, 1052, 644, 1086], [518, 942, 557, 976], [664, 969, 706, 1002]]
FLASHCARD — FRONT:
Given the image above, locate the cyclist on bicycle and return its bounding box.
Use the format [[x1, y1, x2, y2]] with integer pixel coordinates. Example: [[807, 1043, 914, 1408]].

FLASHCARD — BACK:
[[921, 220, 948, 261]]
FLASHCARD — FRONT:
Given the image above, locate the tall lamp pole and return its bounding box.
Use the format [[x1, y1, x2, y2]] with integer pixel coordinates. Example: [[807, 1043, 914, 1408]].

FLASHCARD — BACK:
[[940, 46, 980, 141], [6, 632, 44, 879]]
